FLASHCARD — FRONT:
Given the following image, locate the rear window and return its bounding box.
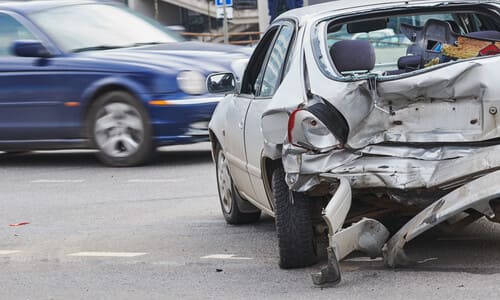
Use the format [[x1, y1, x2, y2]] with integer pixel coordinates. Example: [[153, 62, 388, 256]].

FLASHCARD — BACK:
[[318, 7, 500, 78]]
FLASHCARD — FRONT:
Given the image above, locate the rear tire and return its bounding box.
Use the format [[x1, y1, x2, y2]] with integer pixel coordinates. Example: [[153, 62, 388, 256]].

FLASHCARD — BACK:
[[215, 145, 261, 224], [88, 91, 153, 167], [272, 166, 318, 269]]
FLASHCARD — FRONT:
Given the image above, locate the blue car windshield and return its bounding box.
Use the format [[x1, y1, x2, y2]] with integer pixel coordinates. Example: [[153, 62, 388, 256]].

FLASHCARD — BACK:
[[30, 4, 184, 52]]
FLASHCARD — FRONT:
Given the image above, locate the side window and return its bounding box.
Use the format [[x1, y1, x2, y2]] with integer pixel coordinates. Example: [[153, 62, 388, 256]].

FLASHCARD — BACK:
[[0, 13, 35, 56], [240, 27, 279, 95], [257, 24, 294, 98]]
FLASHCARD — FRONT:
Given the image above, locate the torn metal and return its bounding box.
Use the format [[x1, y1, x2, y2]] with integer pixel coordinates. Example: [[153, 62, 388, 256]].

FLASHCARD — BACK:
[[309, 168, 500, 285], [311, 178, 390, 285], [287, 38, 500, 287], [383, 170, 500, 267]]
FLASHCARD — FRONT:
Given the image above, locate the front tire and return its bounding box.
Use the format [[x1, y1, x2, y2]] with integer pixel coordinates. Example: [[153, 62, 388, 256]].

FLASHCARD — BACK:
[[272, 166, 318, 269], [215, 145, 261, 224], [88, 91, 153, 167]]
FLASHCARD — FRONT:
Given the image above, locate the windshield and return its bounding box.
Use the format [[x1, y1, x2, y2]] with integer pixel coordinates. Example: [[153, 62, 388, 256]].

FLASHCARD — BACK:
[[30, 4, 184, 52]]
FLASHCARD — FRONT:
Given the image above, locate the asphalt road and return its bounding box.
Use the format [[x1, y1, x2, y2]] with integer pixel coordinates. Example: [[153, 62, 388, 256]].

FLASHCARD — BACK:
[[1, 143, 500, 299]]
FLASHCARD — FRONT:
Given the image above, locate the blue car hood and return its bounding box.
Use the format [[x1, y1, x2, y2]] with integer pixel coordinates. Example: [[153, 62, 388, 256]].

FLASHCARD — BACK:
[[79, 41, 252, 78]]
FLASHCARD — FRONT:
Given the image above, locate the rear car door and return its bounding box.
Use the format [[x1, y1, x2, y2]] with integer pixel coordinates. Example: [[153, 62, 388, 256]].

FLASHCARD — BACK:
[[244, 21, 296, 209]]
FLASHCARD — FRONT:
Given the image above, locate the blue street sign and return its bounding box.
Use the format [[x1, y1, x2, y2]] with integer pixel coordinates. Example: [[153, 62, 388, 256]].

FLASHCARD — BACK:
[[215, 0, 233, 7]]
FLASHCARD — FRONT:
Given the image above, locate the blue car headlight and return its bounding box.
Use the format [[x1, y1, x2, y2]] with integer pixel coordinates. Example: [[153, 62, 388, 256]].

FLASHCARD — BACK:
[[177, 70, 207, 95]]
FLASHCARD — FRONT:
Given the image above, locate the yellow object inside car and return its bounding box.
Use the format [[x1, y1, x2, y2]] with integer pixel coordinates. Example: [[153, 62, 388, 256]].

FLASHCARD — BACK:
[[443, 36, 500, 59]]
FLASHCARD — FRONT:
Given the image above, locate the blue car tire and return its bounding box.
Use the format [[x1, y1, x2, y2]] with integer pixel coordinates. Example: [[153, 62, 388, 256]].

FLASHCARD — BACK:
[[87, 91, 154, 167]]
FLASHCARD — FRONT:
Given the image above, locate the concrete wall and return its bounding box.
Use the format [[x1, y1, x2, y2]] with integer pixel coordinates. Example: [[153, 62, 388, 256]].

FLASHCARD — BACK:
[[128, 0, 154, 16], [158, 1, 182, 25], [129, 0, 258, 25], [128, 0, 182, 25], [257, 0, 270, 32]]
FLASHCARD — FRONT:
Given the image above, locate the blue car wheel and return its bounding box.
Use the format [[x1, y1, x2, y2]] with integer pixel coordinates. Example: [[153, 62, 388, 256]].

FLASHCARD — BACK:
[[88, 91, 154, 167]]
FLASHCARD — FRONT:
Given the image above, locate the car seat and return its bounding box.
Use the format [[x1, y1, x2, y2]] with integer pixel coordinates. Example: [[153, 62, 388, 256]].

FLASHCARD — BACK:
[[407, 19, 458, 64], [330, 40, 375, 75], [385, 19, 460, 75], [384, 55, 422, 76]]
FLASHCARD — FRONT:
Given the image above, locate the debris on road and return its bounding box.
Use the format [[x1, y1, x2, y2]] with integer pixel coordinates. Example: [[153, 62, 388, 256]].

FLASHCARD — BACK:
[[9, 222, 30, 227]]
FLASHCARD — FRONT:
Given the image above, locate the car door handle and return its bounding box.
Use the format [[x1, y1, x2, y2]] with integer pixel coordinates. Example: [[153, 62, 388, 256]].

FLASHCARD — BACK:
[[238, 120, 244, 129]]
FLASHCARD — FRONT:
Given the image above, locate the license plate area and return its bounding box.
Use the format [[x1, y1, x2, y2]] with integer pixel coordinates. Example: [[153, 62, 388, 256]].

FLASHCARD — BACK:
[[387, 98, 482, 141]]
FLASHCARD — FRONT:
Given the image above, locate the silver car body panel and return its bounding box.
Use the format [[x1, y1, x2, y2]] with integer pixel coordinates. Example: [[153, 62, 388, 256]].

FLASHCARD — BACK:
[[285, 144, 500, 190], [209, 0, 500, 285], [383, 170, 500, 267]]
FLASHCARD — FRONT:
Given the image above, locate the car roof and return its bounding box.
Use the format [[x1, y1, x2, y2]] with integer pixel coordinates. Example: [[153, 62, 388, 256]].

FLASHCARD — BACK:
[[0, 0, 116, 15], [276, 0, 493, 23]]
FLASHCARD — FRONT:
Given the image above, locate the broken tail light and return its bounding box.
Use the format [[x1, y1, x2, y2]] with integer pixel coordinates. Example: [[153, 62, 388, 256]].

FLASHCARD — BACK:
[[287, 102, 349, 152]]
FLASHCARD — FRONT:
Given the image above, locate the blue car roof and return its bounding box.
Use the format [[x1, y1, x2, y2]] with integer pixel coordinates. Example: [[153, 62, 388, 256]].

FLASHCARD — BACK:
[[0, 0, 116, 14]]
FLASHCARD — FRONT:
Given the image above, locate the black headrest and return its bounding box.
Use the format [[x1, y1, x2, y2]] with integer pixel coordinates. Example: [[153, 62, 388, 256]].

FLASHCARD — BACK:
[[330, 40, 375, 73], [398, 55, 421, 70]]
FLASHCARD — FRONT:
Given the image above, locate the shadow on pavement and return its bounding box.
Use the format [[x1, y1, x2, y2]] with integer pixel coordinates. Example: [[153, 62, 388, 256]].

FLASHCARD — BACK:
[[339, 219, 500, 275], [0, 146, 213, 168]]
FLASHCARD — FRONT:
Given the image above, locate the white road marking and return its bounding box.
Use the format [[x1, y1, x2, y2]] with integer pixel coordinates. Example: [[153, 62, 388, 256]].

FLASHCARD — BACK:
[[344, 257, 383, 262], [32, 179, 84, 183], [201, 254, 253, 260], [68, 252, 147, 258], [127, 179, 185, 183], [0, 250, 21, 255], [417, 257, 438, 264]]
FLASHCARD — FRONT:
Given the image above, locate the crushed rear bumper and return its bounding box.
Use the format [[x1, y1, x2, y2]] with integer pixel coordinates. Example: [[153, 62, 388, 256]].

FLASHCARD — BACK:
[[313, 169, 500, 285]]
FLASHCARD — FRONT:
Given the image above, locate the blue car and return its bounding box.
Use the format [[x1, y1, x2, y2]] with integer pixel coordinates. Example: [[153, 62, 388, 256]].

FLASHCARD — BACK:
[[0, 0, 251, 166]]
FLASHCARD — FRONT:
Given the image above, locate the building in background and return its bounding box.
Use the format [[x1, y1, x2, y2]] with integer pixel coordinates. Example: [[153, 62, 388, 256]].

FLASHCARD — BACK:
[[127, 0, 333, 43], [128, 0, 259, 36]]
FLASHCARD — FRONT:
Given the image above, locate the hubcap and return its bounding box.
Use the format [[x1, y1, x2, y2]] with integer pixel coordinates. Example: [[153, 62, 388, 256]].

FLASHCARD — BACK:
[[94, 102, 144, 158], [217, 151, 233, 214]]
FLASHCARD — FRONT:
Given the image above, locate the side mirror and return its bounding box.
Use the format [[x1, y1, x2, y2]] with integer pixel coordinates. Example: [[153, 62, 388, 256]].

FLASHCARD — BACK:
[[207, 72, 236, 94], [12, 40, 51, 58]]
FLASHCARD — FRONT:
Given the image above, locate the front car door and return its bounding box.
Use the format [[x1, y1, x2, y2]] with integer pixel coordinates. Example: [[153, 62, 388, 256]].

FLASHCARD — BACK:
[[0, 11, 88, 144], [221, 26, 281, 201], [0, 11, 67, 141]]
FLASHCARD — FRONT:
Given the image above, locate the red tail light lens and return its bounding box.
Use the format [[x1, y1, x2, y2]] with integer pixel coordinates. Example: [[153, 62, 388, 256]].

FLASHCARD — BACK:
[[287, 108, 302, 143]]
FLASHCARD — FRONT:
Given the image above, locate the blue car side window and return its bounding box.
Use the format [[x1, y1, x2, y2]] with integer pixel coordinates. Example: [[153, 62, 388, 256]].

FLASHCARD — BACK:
[[0, 13, 35, 56]]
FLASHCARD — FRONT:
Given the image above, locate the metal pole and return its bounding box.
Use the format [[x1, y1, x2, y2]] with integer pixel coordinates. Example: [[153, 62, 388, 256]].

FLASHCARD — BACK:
[[223, 1, 229, 44], [208, 1, 212, 32], [257, 0, 269, 33], [154, 0, 159, 20]]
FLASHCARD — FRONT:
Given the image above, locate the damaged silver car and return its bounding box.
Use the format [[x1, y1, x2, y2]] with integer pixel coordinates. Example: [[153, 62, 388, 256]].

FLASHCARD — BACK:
[[207, 0, 500, 285]]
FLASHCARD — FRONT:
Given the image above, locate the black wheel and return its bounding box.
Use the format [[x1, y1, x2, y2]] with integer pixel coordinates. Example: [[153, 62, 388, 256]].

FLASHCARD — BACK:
[[272, 166, 318, 269], [88, 91, 153, 167], [215, 145, 261, 224]]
